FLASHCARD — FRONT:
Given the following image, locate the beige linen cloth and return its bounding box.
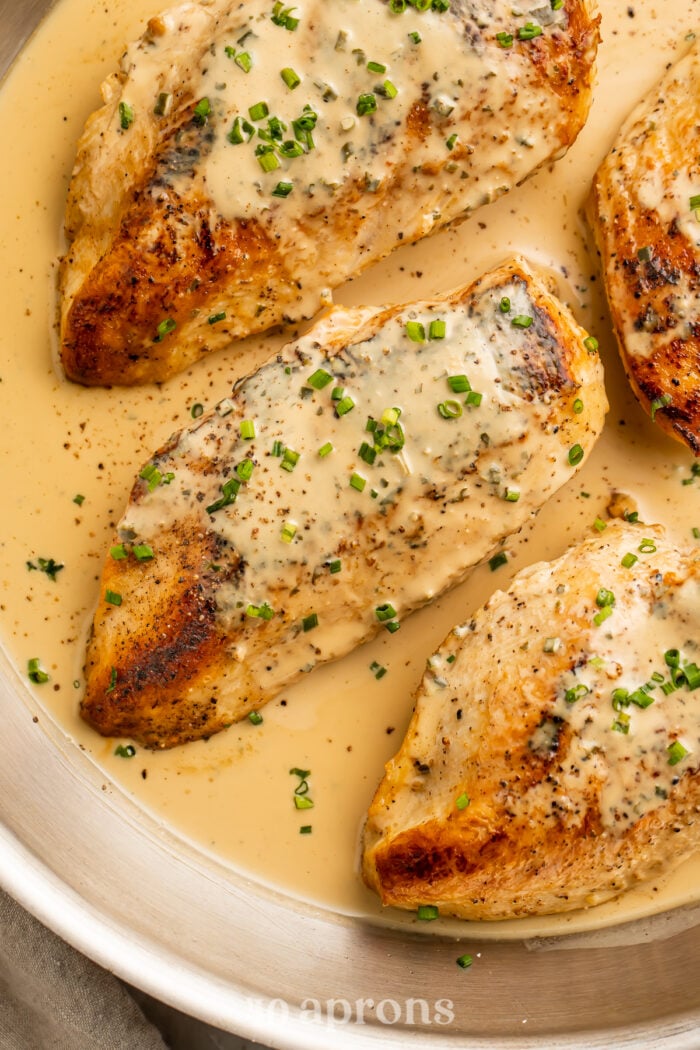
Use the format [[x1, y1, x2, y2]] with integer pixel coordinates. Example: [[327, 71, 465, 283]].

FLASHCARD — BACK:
[[0, 889, 258, 1050]]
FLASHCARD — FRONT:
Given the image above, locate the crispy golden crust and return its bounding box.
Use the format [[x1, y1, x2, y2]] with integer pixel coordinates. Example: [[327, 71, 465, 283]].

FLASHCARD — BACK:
[[589, 42, 700, 454], [362, 525, 700, 919], [60, 0, 599, 386]]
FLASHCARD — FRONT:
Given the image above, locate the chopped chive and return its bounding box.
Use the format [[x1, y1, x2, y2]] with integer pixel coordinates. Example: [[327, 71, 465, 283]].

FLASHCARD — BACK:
[[408, 30, 421, 44], [370, 660, 387, 679], [110, 544, 128, 560], [318, 442, 334, 457], [593, 517, 607, 532], [518, 22, 543, 39], [638, 538, 657, 554], [193, 97, 211, 125], [154, 317, 176, 342], [335, 395, 356, 416], [249, 100, 270, 121], [235, 458, 255, 482], [307, 367, 333, 389], [248, 710, 264, 725], [685, 663, 700, 690], [133, 543, 154, 561], [595, 588, 615, 608], [381, 79, 398, 99], [367, 60, 387, 74], [240, 419, 256, 439], [118, 101, 134, 130], [593, 605, 613, 627], [73, 494, 85, 505], [294, 795, 314, 810], [503, 488, 520, 502], [257, 149, 280, 173], [281, 66, 301, 89], [543, 637, 561, 653], [612, 713, 630, 734], [331, 386, 344, 401], [690, 193, 700, 211], [621, 552, 638, 569], [650, 393, 672, 420], [114, 744, 136, 758], [272, 181, 293, 197], [208, 311, 226, 326], [385, 620, 400, 633], [246, 602, 275, 620], [153, 91, 173, 117], [405, 320, 426, 342], [565, 684, 589, 704], [489, 551, 508, 571], [465, 390, 483, 407], [511, 315, 533, 329], [583, 335, 599, 353], [456, 954, 473, 969], [573, 398, 584, 414], [499, 296, 511, 313], [437, 399, 462, 419], [358, 441, 377, 465], [105, 589, 122, 606], [299, 824, 312, 834], [429, 319, 446, 339], [271, 2, 299, 30], [27, 658, 49, 684], [417, 905, 439, 921], [234, 50, 252, 73], [106, 667, 117, 693], [629, 688, 654, 709], [668, 740, 690, 766], [281, 521, 297, 543], [568, 443, 584, 466], [375, 602, 397, 622], [281, 448, 300, 472], [302, 612, 319, 632], [205, 477, 241, 514], [445, 134, 458, 150], [356, 92, 377, 116], [551, 0, 563, 7], [349, 472, 366, 492], [328, 559, 342, 573], [455, 792, 470, 810], [496, 31, 513, 47], [447, 374, 470, 393]]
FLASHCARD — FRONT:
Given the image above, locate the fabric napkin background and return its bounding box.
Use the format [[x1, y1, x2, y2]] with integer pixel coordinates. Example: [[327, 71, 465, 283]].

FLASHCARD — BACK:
[[0, 888, 266, 1050]]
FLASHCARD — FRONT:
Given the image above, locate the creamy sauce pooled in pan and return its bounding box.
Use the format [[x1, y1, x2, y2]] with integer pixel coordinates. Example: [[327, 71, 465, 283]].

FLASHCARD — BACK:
[[1, 0, 700, 938]]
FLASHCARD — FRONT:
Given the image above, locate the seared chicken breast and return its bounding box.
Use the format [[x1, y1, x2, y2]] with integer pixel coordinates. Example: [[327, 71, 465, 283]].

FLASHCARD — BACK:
[[60, 0, 599, 386], [589, 40, 700, 454], [80, 258, 606, 748], [363, 523, 700, 920]]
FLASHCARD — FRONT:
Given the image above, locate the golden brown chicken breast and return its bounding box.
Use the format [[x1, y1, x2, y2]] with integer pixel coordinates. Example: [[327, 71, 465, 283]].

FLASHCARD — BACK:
[[60, 0, 599, 385], [589, 40, 700, 454], [363, 522, 700, 920], [80, 257, 606, 748]]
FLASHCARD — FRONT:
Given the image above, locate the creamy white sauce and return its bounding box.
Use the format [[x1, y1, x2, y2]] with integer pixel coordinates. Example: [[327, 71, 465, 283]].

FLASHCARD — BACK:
[[2, 0, 700, 938]]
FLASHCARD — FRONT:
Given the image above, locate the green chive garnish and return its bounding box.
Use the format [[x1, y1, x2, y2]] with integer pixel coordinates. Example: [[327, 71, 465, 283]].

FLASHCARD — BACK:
[[456, 792, 470, 810], [240, 419, 256, 440], [417, 905, 439, 921], [110, 544, 128, 560], [583, 335, 599, 353], [405, 320, 426, 342], [281, 66, 301, 89], [114, 744, 136, 758], [518, 22, 543, 39], [356, 93, 377, 116], [668, 740, 690, 766], [511, 315, 533, 329], [302, 612, 319, 631], [154, 317, 176, 342], [248, 710, 263, 725], [447, 374, 470, 393], [118, 101, 134, 130], [621, 552, 638, 568], [27, 658, 49, 684], [350, 472, 366, 491], [133, 544, 154, 561], [318, 442, 334, 457], [489, 551, 508, 571], [105, 589, 122, 606], [568, 443, 584, 466]]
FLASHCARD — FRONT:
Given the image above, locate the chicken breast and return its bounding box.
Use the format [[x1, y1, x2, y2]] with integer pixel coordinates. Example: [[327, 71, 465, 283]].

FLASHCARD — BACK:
[[589, 40, 700, 454], [362, 523, 700, 920], [80, 257, 606, 748], [60, 0, 599, 386]]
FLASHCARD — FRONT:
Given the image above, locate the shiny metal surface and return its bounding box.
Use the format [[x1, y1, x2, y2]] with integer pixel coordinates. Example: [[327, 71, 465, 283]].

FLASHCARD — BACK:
[[1, 2, 700, 1047]]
